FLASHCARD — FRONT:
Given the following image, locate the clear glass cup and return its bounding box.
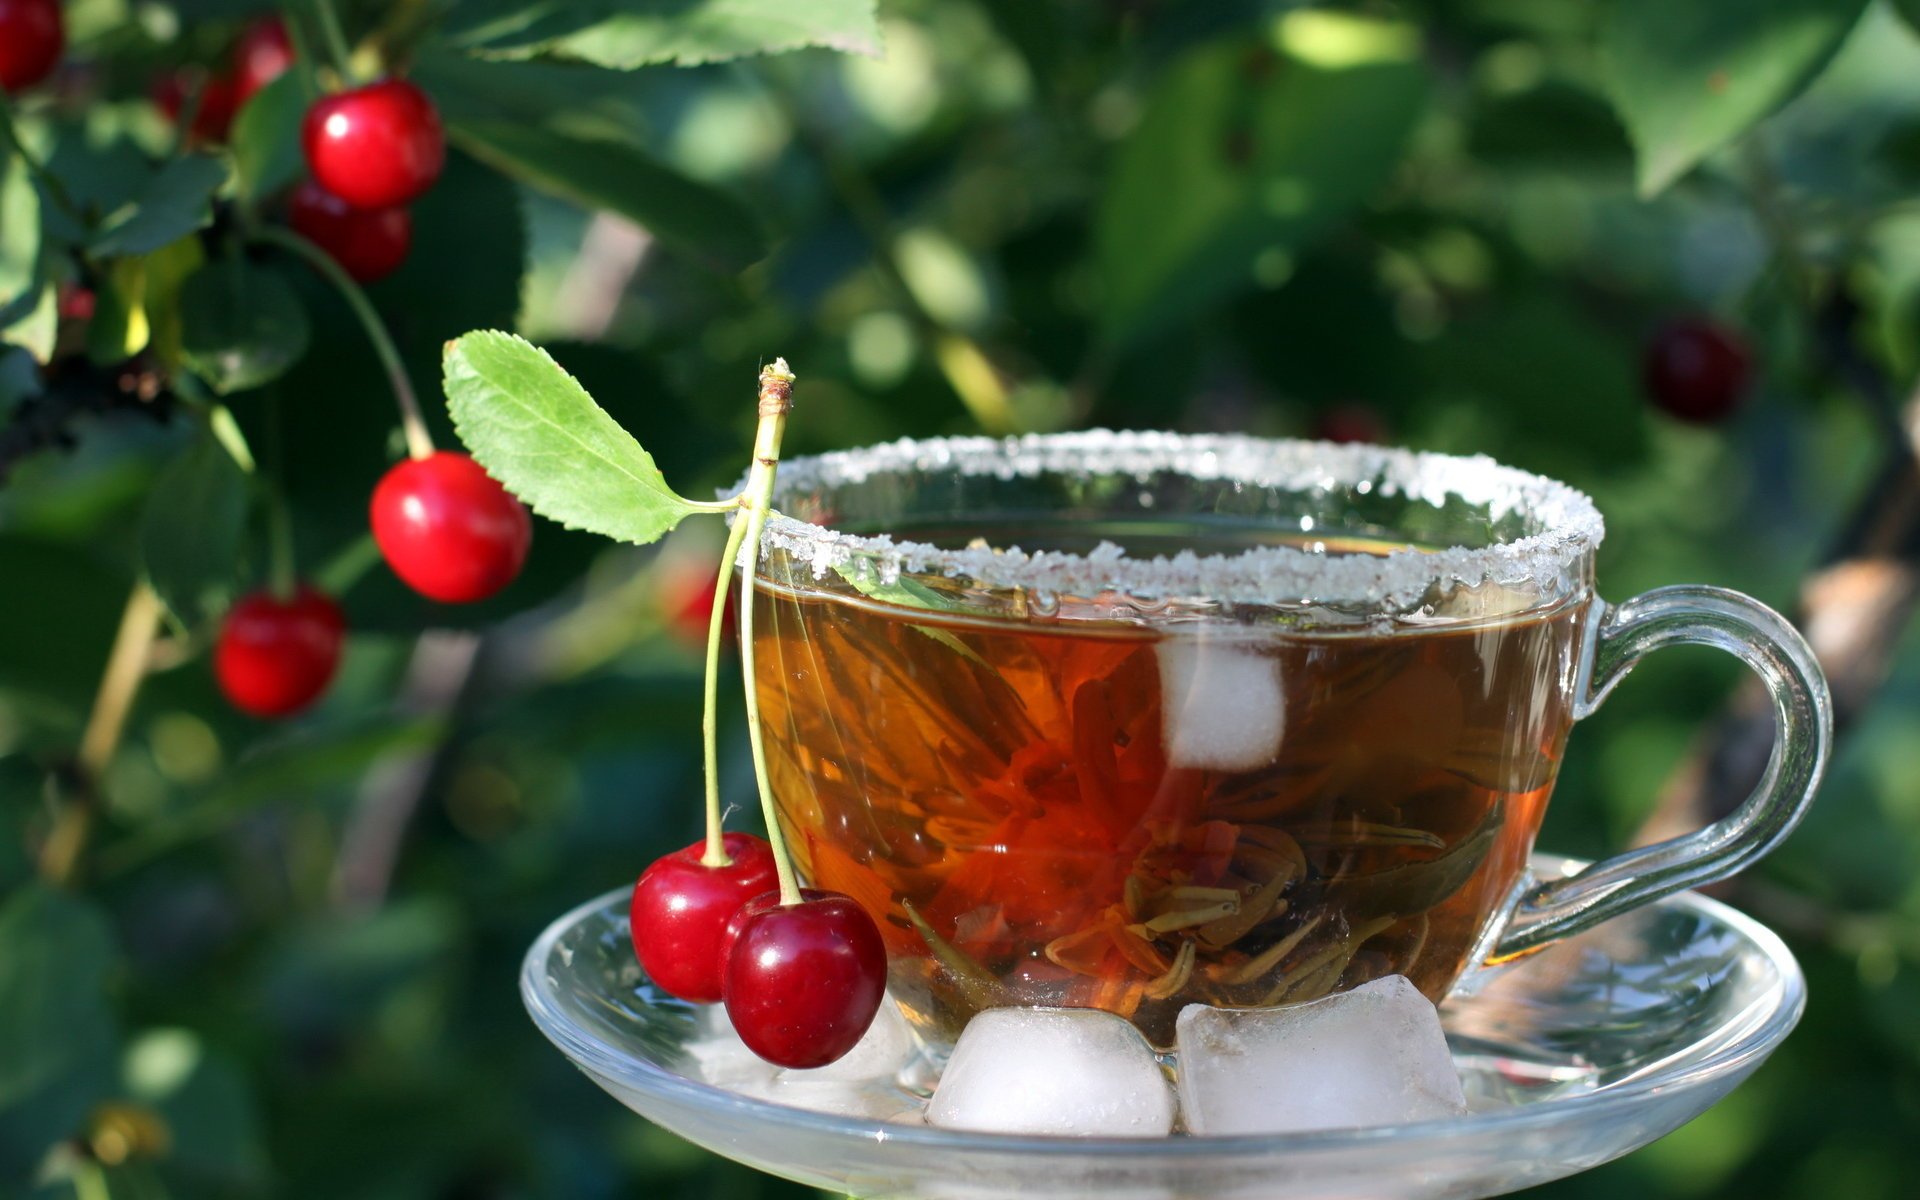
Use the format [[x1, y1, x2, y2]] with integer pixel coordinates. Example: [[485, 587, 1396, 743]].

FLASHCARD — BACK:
[[746, 432, 1830, 1051]]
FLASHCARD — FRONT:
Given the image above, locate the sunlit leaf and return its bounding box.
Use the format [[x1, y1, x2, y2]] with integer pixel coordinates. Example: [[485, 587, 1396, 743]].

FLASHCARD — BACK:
[[1602, 0, 1870, 196], [449, 0, 882, 67], [444, 331, 707, 544], [230, 72, 306, 203]]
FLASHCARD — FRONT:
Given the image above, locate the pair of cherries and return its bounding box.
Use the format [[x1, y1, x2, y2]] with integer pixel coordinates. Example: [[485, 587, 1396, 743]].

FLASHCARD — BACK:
[[291, 76, 444, 283], [632, 833, 888, 1068], [213, 451, 532, 718]]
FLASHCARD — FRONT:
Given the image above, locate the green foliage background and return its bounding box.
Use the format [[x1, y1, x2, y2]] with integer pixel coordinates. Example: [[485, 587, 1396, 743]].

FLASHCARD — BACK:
[[5, 0, 1920, 1196]]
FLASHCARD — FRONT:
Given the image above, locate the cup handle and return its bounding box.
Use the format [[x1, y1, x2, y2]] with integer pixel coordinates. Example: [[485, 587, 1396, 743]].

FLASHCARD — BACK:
[[1489, 586, 1833, 962]]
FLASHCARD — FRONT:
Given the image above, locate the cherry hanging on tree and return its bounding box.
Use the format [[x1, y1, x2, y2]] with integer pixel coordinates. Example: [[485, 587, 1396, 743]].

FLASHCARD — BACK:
[[0, 0, 64, 94], [214, 586, 346, 718], [303, 78, 446, 209], [233, 15, 294, 104], [1642, 317, 1754, 424], [370, 451, 532, 604], [287, 180, 412, 283]]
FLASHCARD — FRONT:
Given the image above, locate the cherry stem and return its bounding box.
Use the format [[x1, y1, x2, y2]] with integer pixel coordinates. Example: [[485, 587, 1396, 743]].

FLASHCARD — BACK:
[[308, 0, 356, 80], [264, 398, 297, 600], [252, 227, 434, 460], [315, 532, 381, 597], [698, 510, 751, 869], [738, 359, 800, 906]]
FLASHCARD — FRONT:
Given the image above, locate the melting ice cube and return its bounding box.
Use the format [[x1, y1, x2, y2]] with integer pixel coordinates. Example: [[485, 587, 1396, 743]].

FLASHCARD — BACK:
[[927, 1007, 1176, 1137], [1157, 635, 1285, 770], [683, 1004, 779, 1090], [1175, 975, 1467, 1136], [686, 1002, 924, 1121]]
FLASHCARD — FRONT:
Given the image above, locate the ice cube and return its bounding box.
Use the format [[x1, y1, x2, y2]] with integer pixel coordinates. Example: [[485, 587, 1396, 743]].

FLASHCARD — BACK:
[[682, 1004, 779, 1090], [1157, 635, 1285, 770], [778, 998, 915, 1083], [927, 1007, 1176, 1137], [1175, 975, 1467, 1135]]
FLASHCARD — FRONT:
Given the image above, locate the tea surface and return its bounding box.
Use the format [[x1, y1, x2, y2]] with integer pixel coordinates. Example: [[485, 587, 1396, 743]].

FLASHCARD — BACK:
[[753, 531, 1583, 1048]]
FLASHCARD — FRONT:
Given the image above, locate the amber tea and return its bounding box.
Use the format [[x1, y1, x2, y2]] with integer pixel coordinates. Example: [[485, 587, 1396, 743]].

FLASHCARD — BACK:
[[753, 528, 1586, 1048]]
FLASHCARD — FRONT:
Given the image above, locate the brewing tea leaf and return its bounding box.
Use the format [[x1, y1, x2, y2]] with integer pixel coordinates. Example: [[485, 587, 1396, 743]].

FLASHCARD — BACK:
[[1324, 809, 1501, 921], [444, 331, 705, 544], [902, 899, 1006, 1017], [1602, 0, 1869, 196]]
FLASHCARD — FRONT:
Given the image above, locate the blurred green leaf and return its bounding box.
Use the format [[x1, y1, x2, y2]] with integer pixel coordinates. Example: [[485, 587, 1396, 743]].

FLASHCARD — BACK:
[[448, 120, 766, 270], [1, 283, 55, 362], [1096, 14, 1427, 342], [231, 72, 306, 204], [450, 0, 882, 67], [124, 1031, 268, 1186], [445, 331, 706, 544], [0, 345, 36, 415], [139, 427, 251, 627], [0, 887, 119, 1183], [91, 155, 229, 258], [142, 236, 208, 369], [1896, 0, 1920, 37], [1602, 0, 1869, 196], [0, 151, 39, 324], [179, 257, 311, 394]]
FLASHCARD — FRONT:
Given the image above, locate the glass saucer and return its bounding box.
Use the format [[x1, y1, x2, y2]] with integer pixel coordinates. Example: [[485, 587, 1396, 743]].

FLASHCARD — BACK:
[[521, 855, 1803, 1200]]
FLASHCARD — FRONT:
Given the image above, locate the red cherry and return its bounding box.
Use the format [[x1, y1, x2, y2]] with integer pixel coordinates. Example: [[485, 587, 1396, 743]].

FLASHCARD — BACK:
[[214, 586, 346, 718], [153, 70, 240, 143], [1312, 403, 1388, 445], [302, 79, 445, 209], [58, 283, 94, 321], [0, 0, 63, 94], [722, 890, 888, 1069], [370, 451, 531, 604], [233, 16, 294, 104], [1642, 317, 1753, 424], [630, 833, 780, 1003], [287, 181, 412, 283], [667, 568, 736, 648]]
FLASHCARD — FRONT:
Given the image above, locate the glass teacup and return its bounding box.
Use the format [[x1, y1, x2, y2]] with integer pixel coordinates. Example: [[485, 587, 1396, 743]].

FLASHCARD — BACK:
[[746, 432, 1829, 1050]]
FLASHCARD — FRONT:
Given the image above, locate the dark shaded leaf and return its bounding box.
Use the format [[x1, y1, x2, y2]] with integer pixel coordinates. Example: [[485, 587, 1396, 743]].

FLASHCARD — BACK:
[[179, 257, 310, 394], [91, 155, 229, 258], [139, 427, 251, 627], [230, 72, 306, 203]]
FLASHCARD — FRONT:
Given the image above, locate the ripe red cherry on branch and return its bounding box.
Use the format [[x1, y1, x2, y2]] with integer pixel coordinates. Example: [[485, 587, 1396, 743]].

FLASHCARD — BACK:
[[214, 586, 346, 718], [288, 181, 412, 283], [370, 451, 531, 604], [233, 15, 294, 104], [722, 889, 888, 1069], [302, 79, 445, 209], [153, 70, 239, 143], [0, 0, 64, 94], [630, 833, 780, 1003], [1642, 317, 1753, 424]]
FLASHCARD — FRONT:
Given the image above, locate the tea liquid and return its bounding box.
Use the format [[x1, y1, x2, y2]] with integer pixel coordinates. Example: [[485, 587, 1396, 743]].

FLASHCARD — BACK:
[[753, 531, 1584, 1048]]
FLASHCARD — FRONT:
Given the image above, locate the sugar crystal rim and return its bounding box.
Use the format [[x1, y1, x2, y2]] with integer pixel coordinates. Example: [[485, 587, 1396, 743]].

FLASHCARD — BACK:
[[752, 431, 1604, 608]]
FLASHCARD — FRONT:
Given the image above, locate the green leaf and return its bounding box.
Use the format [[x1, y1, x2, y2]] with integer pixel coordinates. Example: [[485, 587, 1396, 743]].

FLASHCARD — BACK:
[[124, 1032, 267, 1186], [448, 120, 766, 270], [1602, 0, 1870, 196], [179, 257, 311, 394], [443, 331, 705, 544], [1897, 0, 1920, 37], [0, 150, 40, 323], [450, 0, 882, 67], [139, 427, 252, 627], [230, 72, 306, 203], [1095, 12, 1428, 342], [0, 887, 120, 1181], [0, 283, 54, 363], [0, 346, 37, 416], [91, 154, 229, 257]]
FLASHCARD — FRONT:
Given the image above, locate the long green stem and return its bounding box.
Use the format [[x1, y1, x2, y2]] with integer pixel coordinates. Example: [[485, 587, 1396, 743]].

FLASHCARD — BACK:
[[309, 0, 356, 79], [699, 511, 752, 868], [252, 227, 434, 460], [739, 360, 800, 906]]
